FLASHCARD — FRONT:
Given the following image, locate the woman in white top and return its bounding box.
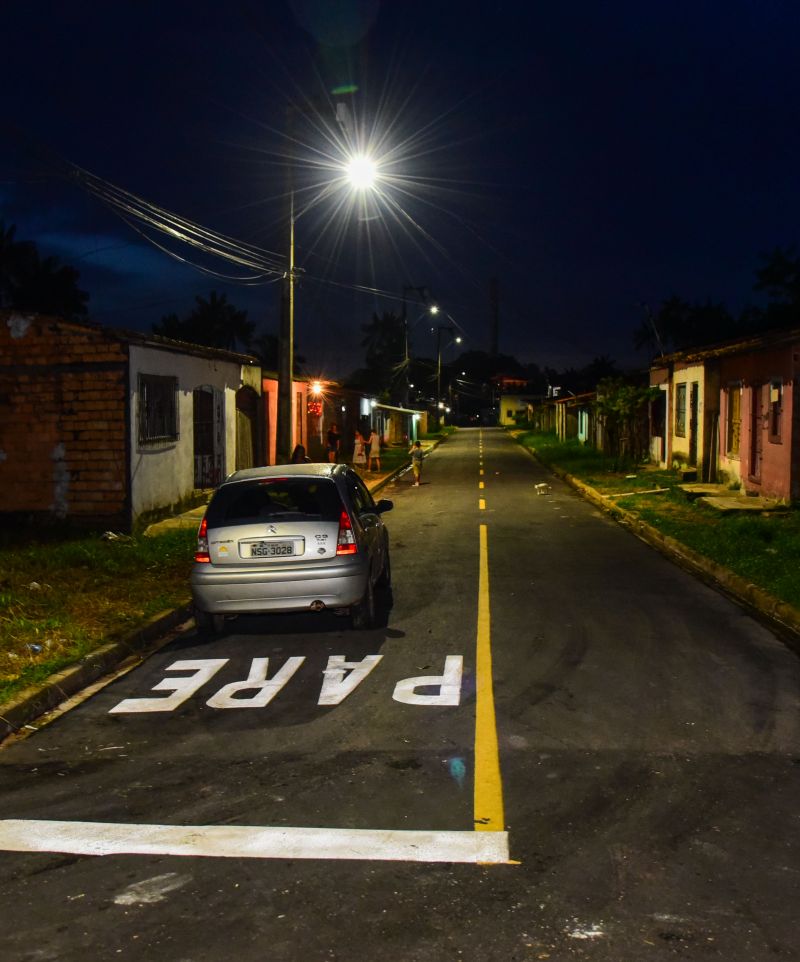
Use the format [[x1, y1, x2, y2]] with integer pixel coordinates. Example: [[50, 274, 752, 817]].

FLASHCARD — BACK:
[[368, 429, 381, 471], [353, 431, 367, 469]]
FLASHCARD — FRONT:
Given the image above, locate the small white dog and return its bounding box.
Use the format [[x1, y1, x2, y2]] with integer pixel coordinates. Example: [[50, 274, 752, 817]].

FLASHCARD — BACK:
[[534, 482, 552, 496]]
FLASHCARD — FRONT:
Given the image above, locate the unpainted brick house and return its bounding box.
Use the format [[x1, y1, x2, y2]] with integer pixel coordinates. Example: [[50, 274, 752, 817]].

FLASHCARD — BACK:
[[0, 311, 263, 530]]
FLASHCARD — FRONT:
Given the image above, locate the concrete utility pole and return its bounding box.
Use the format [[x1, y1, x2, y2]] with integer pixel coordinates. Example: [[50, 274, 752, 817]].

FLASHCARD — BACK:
[[276, 97, 356, 464], [276, 190, 295, 465], [401, 285, 430, 407]]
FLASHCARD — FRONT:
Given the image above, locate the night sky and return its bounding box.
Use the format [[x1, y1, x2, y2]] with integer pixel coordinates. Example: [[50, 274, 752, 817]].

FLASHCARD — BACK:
[[4, 1, 800, 376]]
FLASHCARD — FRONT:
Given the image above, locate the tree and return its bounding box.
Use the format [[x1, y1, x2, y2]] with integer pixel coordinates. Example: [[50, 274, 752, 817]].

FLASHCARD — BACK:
[[754, 246, 800, 305], [153, 290, 254, 352], [357, 310, 406, 397], [593, 377, 660, 467], [634, 297, 737, 356], [0, 221, 89, 320], [754, 246, 800, 330]]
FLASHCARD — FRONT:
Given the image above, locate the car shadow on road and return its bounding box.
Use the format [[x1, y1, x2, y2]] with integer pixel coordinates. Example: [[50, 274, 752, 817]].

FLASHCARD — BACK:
[[173, 585, 399, 651]]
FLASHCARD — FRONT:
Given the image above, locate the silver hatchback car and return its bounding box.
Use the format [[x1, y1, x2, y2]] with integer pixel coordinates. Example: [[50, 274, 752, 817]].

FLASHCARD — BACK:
[[190, 463, 392, 632]]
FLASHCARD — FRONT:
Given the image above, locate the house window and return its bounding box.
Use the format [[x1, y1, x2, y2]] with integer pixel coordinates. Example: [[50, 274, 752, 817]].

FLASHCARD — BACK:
[[675, 383, 687, 437], [769, 380, 783, 442], [138, 374, 179, 444], [726, 384, 741, 456]]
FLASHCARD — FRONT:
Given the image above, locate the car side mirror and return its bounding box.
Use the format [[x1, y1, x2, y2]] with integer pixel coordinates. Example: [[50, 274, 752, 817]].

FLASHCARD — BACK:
[[375, 498, 393, 514]]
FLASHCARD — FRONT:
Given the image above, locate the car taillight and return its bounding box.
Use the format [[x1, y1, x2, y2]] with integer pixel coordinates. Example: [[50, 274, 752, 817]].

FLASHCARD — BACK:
[[336, 508, 357, 555], [195, 516, 211, 563]]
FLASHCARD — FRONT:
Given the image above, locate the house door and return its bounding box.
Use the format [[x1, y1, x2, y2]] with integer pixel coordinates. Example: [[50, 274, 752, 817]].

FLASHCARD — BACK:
[[749, 383, 763, 480], [193, 387, 225, 487], [236, 386, 259, 470], [688, 382, 699, 466]]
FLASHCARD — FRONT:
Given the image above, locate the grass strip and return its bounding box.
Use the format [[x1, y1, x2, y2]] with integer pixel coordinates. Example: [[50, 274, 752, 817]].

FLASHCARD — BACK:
[[0, 527, 195, 706]]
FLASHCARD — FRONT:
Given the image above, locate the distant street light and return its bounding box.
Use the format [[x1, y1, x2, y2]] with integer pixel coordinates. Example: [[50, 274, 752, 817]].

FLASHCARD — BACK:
[[436, 323, 462, 429]]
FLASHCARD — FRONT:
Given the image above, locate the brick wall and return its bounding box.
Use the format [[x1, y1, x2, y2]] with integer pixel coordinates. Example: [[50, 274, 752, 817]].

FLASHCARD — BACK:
[[0, 312, 129, 527]]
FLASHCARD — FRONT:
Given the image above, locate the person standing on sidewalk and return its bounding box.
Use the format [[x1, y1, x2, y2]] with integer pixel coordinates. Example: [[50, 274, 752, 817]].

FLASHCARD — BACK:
[[409, 440, 424, 486], [368, 427, 381, 472], [353, 430, 367, 471], [327, 423, 341, 463]]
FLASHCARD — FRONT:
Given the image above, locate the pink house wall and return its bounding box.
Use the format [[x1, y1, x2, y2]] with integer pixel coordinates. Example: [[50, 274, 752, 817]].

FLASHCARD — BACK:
[[719, 343, 799, 500], [261, 376, 309, 465]]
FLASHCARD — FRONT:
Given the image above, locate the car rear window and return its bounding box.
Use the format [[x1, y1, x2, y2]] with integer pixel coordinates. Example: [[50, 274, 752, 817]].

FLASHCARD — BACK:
[[206, 478, 343, 526]]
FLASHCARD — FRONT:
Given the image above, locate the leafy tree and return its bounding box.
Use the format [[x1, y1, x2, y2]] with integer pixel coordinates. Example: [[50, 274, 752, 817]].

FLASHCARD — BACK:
[[153, 290, 254, 352], [358, 310, 406, 397], [0, 221, 88, 320], [634, 296, 737, 357], [754, 246, 800, 305], [250, 331, 305, 372], [634, 247, 800, 361], [753, 246, 800, 330], [455, 349, 524, 382], [593, 376, 660, 467]]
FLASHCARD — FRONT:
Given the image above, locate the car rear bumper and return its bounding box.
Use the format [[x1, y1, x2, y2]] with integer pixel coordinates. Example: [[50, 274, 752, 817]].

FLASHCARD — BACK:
[[190, 557, 368, 614]]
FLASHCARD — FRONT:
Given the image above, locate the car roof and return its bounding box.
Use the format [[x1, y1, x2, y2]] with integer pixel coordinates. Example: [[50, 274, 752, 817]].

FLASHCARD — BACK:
[[221, 463, 343, 486]]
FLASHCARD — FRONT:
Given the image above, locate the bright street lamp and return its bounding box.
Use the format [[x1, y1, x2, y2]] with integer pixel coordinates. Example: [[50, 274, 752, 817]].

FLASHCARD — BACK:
[[277, 144, 377, 463], [345, 154, 378, 190]]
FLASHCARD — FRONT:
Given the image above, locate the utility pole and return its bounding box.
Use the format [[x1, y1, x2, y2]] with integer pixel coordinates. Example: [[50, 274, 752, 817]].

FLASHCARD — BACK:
[[276, 96, 354, 464], [401, 284, 430, 408], [276, 190, 295, 465]]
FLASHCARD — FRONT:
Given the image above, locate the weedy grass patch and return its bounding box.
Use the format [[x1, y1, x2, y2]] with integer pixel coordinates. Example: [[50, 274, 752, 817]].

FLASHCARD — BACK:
[[0, 527, 195, 705], [628, 495, 800, 608]]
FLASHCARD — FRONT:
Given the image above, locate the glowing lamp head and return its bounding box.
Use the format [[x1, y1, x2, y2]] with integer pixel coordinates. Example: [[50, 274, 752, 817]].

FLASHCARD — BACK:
[[430, 305, 440, 315], [345, 154, 377, 190], [311, 380, 323, 396]]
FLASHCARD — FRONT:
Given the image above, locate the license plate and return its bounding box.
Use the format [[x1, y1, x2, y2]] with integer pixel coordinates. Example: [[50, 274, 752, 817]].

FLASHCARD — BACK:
[[248, 540, 295, 558]]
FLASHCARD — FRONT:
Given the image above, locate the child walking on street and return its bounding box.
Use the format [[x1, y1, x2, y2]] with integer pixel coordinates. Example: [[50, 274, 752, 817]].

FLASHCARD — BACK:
[[409, 440, 424, 486]]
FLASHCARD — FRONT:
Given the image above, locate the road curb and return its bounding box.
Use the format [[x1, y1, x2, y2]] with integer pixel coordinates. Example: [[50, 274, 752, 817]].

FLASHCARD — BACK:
[[0, 604, 192, 742], [522, 446, 800, 652]]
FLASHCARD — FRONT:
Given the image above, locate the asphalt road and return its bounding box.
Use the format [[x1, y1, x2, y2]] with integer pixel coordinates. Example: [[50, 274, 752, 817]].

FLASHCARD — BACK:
[[1, 428, 799, 961]]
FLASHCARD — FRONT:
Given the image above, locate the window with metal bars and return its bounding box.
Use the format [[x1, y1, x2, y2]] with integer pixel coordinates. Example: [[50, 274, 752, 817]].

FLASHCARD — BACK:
[[138, 373, 179, 444]]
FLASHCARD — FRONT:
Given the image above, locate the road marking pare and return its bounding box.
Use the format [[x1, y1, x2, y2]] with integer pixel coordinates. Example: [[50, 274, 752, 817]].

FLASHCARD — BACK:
[[108, 655, 463, 713]]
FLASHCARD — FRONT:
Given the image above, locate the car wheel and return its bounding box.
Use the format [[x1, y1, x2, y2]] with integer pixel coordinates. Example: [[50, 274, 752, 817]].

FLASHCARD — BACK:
[[376, 547, 391, 589], [351, 576, 376, 630], [194, 607, 225, 634]]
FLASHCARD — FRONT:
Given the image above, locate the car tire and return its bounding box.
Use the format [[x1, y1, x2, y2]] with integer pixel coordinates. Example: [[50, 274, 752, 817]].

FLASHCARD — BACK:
[[376, 547, 391, 589], [194, 607, 225, 634], [351, 576, 376, 630]]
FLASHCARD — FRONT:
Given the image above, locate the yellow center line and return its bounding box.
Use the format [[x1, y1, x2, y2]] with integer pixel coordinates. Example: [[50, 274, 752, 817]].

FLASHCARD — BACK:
[[479, 481, 484, 489], [479, 498, 486, 510], [474, 524, 505, 834]]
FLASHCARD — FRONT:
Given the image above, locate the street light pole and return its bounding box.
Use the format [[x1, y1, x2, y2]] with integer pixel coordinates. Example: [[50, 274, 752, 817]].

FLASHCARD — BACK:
[[277, 190, 295, 464], [275, 98, 376, 464], [435, 321, 461, 430]]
